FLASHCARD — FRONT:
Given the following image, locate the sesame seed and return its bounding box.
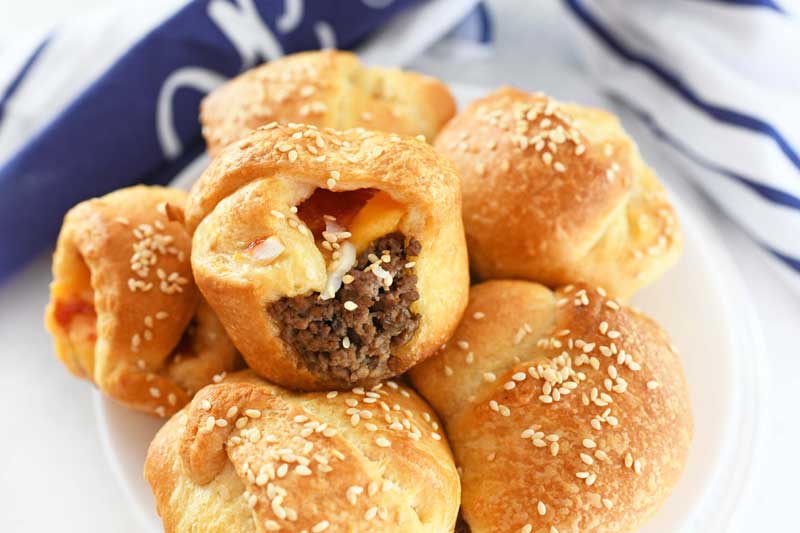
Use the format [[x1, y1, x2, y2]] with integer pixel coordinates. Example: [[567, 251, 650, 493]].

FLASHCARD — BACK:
[[647, 380, 660, 390], [583, 438, 596, 448], [634, 459, 642, 474], [473, 311, 485, 320], [580, 453, 594, 465], [376, 437, 391, 448], [343, 301, 358, 311], [326, 391, 338, 399], [483, 372, 496, 382], [312, 521, 329, 532], [245, 409, 261, 418], [538, 501, 546, 515]]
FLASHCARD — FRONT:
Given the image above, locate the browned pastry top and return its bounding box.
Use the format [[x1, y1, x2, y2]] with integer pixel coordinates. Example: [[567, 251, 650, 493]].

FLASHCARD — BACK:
[[410, 280, 693, 532], [201, 50, 456, 155], [435, 87, 682, 299], [145, 371, 461, 532]]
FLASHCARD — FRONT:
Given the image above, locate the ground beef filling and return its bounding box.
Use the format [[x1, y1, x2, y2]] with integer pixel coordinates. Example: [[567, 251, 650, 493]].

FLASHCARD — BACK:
[[270, 232, 421, 383]]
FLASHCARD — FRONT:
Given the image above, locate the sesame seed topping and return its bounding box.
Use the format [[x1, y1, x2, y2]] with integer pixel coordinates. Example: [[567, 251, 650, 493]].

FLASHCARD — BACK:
[[312, 521, 329, 532], [538, 501, 547, 515]]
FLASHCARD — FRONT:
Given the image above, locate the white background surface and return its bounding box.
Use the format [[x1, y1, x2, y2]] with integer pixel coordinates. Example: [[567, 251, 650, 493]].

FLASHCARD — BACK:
[[0, 0, 798, 531]]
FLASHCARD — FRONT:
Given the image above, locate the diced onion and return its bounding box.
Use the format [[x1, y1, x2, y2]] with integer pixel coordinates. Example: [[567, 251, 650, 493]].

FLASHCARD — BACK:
[[371, 264, 393, 287], [320, 241, 356, 300], [248, 236, 284, 263], [325, 219, 345, 235]]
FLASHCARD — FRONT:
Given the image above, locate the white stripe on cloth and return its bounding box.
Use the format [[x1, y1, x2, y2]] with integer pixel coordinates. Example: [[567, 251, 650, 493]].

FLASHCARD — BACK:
[[582, 0, 800, 149], [0, 0, 189, 164], [357, 0, 480, 66], [567, 28, 800, 200]]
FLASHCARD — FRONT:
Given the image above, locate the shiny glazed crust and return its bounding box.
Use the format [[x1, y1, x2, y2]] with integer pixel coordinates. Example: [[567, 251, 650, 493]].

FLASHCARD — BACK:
[[44, 186, 238, 417], [187, 123, 470, 390], [409, 280, 693, 532], [144, 371, 460, 532], [435, 87, 682, 299], [201, 50, 456, 156]]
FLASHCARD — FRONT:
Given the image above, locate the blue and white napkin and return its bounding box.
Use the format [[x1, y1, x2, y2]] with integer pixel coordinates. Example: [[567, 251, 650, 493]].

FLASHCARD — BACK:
[[563, 0, 800, 294], [0, 0, 486, 280]]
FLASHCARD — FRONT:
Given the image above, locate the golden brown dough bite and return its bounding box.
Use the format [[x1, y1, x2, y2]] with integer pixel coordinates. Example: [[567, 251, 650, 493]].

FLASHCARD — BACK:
[[186, 123, 469, 391], [145, 371, 460, 533], [410, 280, 693, 533], [435, 87, 682, 299], [44, 186, 238, 417], [201, 50, 456, 156]]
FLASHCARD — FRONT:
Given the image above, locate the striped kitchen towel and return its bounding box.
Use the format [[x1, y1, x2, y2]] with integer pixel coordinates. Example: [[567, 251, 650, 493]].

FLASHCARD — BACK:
[[563, 0, 800, 294], [0, 0, 488, 281]]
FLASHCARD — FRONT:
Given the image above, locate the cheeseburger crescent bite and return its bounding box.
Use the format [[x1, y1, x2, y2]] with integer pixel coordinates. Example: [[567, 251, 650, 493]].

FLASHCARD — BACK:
[[144, 371, 461, 533], [201, 50, 456, 156], [410, 280, 693, 532], [186, 123, 470, 391], [436, 87, 682, 299], [44, 186, 239, 417]]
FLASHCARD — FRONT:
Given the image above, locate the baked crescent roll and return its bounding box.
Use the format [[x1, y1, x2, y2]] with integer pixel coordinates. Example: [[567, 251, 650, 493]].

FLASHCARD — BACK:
[[409, 280, 693, 533], [435, 87, 682, 299], [186, 123, 469, 390], [144, 370, 460, 532], [201, 50, 456, 156], [45, 185, 238, 417]]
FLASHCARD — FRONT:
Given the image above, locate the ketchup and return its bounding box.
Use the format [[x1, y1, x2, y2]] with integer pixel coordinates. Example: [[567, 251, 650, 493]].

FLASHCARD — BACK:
[[53, 298, 96, 329]]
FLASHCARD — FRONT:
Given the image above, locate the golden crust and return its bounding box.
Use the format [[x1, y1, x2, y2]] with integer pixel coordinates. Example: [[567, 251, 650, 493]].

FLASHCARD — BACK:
[[187, 123, 470, 390], [435, 87, 682, 299], [201, 50, 456, 156], [409, 280, 693, 533], [145, 370, 460, 532], [44, 185, 239, 417]]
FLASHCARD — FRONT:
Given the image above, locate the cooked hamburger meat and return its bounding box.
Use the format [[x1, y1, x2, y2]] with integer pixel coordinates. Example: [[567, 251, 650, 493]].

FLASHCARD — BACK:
[[270, 232, 421, 383]]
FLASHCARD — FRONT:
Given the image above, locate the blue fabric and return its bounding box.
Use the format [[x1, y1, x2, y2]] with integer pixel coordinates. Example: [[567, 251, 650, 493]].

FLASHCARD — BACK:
[[0, 0, 423, 279]]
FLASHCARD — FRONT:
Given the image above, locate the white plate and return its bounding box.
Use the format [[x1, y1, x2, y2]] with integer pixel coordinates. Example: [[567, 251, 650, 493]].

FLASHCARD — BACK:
[[95, 86, 765, 532]]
